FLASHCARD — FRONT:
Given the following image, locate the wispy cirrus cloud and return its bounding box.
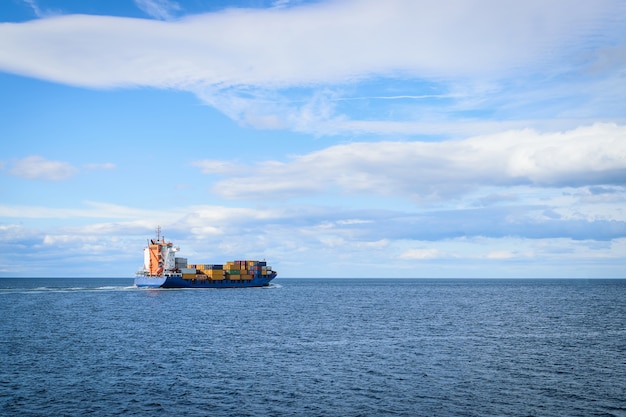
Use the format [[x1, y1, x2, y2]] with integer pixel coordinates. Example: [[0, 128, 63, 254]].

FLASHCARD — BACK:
[[6, 0, 617, 84], [399, 248, 445, 260], [1, 0, 623, 136], [21, 0, 43, 17], [7, 155, 78, 181], [2, 156, 116, 181], [83, 162, 116, 170], [0, 201, 156, 219], [134, 0, 181, 21], [190, 160, 239, 175], [19, 0, 60, 18]]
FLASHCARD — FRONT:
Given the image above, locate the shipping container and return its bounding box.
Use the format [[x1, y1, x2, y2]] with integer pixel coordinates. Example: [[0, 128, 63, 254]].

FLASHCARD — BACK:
[[208, 271, 223, 280]]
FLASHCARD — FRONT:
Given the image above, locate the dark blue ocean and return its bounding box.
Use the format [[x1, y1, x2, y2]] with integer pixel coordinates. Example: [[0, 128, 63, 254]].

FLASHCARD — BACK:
[[1, 278, 624, 417]]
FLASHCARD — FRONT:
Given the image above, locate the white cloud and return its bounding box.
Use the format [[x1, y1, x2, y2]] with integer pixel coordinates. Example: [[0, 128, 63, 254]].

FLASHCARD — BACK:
[[21, 0, 43, 17], [3, 157, 118, 181], [83, 162, 116, 170], [0, 224, 37, 241], [134, 0, 181, 21], [7, 155, 78, 181], [204, 123, 626, 200], [272, 0, 295, 8], [0, 201, 167, 220], [1, 204, 625, 277], [485, 250, 517, 260], [190, 160, 239, 174], [1, 0, 616, 85], [42, 234, 97, 245], [399, 248, 444, 260], [0, 0, 623, 136], [336, 219, 373, 226]]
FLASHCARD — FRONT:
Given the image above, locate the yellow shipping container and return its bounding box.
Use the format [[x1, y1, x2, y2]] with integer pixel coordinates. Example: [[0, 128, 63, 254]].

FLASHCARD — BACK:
[[208, 270, 223, 280], [182, 273, 196, 279], [229, 274, 241, 280], [241, 274, 252, 280]]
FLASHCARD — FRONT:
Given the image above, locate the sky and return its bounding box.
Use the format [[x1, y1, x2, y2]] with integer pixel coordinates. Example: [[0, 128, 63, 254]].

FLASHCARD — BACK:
[[0, 0, 625, 278]]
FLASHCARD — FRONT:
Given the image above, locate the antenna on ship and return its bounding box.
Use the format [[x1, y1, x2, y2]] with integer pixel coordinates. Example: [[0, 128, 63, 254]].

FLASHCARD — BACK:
[[156, 225, 161, 241]]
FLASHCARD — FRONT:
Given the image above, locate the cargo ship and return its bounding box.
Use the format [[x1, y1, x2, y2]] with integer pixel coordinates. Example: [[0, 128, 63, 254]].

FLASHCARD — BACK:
[[134, 228, 277, 288]]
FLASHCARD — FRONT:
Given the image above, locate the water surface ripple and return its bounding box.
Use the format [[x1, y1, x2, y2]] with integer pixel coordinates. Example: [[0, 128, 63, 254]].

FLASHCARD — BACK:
[[1, 278, 624, 416]]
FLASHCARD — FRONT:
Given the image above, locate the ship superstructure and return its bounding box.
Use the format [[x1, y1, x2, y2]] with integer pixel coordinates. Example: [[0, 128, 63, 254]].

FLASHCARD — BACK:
[[143, 227, 181, 276]]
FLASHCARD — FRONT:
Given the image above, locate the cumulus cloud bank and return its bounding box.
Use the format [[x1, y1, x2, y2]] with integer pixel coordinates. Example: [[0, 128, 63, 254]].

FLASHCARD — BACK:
[[202, 124, 626, 200]]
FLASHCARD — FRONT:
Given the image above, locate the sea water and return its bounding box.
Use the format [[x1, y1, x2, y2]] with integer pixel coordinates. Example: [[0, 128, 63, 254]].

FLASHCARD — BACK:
[[1, 278, 624, 416]]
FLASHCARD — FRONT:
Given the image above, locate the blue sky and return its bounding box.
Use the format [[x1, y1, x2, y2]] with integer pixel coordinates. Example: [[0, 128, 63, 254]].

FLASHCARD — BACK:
[[1, 0, 625, 278]]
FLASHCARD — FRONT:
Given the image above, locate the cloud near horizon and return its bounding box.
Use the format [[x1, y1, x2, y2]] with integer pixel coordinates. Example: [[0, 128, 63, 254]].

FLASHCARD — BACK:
[[1, 202, 624, 277]]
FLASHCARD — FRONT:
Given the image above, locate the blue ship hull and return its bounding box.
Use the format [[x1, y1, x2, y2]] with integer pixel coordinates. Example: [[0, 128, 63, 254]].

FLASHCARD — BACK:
[[135, 273, 276, 288]]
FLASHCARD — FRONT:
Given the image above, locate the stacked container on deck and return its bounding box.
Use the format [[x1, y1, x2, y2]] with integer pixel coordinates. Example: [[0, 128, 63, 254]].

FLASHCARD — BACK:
[[187, 263, 224, 280], [224, 260, 272, 280], [225, 261, 245, 280], [183, 259, 272, 281]]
